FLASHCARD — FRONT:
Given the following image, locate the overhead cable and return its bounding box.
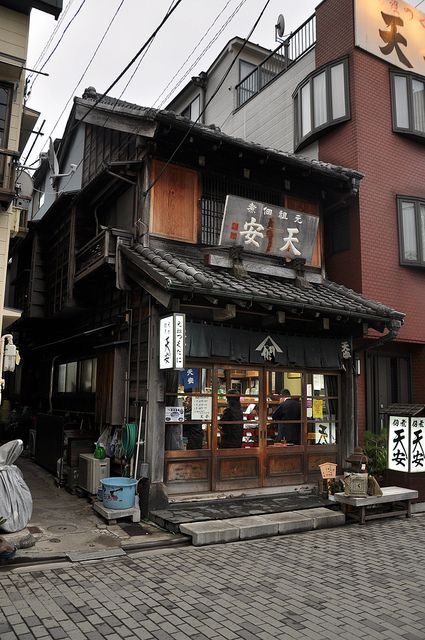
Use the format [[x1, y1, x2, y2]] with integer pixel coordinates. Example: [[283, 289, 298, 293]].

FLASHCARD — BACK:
[[27, 0, 88, 99], [28, 0, 126, 163], [38, 0, 184, 194], [153, 0, 243, 109], [143, 0, 273, 197]]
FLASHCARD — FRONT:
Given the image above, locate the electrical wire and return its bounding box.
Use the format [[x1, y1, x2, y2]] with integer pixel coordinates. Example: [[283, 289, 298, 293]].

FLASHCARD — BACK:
[[26, 0, 88, 99], [152, 0, 240, 109], [415, 1, 424, 7], [59, 0, 247, 190], [32, 0, 184, 195], [142, 0, 273, 198], [29, 0, 126, 161], [27, 0, 76, 82]]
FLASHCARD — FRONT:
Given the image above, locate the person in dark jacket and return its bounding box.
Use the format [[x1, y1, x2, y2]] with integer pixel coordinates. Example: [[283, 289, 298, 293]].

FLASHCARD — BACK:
[[272, 389, 301, 444], [220, 389, 244, 448]]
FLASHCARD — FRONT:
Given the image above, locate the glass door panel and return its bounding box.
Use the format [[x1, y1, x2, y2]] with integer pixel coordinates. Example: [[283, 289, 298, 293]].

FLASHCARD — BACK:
[[305, 373, 339, 445], [266, 371, 303, 447], [216, 368, 260, 450]]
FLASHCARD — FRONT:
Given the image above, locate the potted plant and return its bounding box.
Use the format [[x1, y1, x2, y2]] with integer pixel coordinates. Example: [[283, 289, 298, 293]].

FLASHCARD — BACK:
[[363, 429, 388, 484]]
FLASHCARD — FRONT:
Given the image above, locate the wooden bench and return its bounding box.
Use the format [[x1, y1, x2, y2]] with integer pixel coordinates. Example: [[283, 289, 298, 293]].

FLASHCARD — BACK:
[[333, 486, 418, 525]]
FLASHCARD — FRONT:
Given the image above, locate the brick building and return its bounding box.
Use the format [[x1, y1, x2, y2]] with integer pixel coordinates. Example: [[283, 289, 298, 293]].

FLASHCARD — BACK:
[[169, 0, 425, 439]]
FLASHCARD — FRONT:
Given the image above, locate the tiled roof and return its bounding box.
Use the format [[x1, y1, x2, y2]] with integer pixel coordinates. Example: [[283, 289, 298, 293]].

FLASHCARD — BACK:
[[121, 243, 404, 326], [76, 90, 363, 183]]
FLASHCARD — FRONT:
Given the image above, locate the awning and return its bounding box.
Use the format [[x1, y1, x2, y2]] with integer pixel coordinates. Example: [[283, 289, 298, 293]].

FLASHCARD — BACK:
[[186, 322, 343, 369]]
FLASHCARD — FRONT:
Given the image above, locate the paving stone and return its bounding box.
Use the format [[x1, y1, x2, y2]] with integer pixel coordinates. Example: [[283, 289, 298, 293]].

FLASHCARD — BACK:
[[179, 520, 239, 546], [220, 515, 279, 540]]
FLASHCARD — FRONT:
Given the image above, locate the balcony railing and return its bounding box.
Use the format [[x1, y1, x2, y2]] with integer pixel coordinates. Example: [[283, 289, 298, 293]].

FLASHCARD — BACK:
[[74, 227, 132, 282], [0, 148, 20, 206], [236, 14, 316, 108]]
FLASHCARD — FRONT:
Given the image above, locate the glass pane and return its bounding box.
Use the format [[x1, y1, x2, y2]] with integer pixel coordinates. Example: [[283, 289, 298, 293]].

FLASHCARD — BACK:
[[394, 75, 409, 128], [305, 374, 338, 445], [217, 369, 259, 449], [80, 359, 93, 392], [313, 71, 327, 127], [401, 200, 417, 261], [57, 364, 66, 392], [266, 371, 302, 446], [165, 368, 212, 451], [65, 362, 77, 392], [301, 82, 311, 137], [412, 79, 425, 133], [420, 204, 425, 262], [190, 95, 200, 121], [331, 63, 346, 119]]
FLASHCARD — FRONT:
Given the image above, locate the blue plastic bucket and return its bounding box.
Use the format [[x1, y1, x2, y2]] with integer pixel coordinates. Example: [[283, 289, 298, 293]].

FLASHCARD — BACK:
[[101, 477, 138, 510]]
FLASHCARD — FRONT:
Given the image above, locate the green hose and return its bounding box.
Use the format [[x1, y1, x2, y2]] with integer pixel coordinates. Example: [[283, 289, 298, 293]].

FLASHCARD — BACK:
[[121, 422, 137, 459]]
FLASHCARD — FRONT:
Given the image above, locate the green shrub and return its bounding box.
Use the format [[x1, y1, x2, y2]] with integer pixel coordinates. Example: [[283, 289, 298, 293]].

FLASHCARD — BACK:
[[364, 429, 388, 474]]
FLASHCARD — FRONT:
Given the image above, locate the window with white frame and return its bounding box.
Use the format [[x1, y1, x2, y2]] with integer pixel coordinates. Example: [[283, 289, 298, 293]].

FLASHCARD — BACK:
[[294, 59, 350, 149], [397, 197, 425, 266], [391, 71, 425, 138], [57, 358, 97, 393], [181, 95, 201, 122]]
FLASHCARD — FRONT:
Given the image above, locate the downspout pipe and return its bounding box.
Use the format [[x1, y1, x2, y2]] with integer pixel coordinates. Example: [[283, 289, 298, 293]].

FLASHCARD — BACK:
[[355, 319, 403, 355]]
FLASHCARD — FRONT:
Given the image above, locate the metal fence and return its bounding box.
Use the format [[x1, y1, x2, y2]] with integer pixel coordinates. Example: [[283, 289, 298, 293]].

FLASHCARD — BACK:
[[236, 14, 316, 108]]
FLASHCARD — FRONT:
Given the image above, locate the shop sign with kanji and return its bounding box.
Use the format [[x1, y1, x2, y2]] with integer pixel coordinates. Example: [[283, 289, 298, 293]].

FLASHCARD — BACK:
[[388, 415, 425, 472], [355, 0, 425, 76], [219, 195, 319, 262], [159, 313, 186, 370]]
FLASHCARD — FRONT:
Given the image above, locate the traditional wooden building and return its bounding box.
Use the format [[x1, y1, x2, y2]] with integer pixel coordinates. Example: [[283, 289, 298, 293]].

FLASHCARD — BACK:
[[10, 89, 403, 508]]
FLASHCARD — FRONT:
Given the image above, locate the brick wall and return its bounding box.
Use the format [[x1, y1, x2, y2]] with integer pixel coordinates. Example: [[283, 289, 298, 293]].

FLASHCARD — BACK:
[[316, 0, 425, 346]]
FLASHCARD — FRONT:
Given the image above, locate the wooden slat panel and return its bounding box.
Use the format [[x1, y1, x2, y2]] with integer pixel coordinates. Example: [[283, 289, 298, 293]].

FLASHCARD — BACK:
[[219, 456, 258, 480], [166, 459, 209, 482], [95, 350, 114, 427], [307, 451, 337, 472], [150, 160, 199, 243], [267, 453, 303, 476]]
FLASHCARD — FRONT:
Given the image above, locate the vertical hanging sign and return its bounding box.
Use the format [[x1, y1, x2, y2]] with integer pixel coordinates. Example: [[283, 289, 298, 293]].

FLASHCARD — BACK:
[[159, 314, 185, 370], [388, 415, 425, 472]]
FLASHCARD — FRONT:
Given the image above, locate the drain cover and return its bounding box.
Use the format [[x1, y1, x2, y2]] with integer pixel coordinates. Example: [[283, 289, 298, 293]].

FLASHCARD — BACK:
[[47, 524, 78, 533]]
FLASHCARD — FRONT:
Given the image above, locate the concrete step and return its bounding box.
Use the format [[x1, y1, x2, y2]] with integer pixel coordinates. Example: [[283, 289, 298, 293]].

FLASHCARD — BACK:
[[179, 506, 345, 546]]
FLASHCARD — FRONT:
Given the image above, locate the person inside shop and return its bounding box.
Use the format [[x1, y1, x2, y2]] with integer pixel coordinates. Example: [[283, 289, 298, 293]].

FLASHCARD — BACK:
[[220, 389, 244, 448], [272, 389, 301, 444], [183, 396, 204, 450]]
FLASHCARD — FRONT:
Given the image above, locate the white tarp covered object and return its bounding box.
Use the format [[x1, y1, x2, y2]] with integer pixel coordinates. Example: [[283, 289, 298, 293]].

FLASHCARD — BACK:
[[0, 439, 32, 532]]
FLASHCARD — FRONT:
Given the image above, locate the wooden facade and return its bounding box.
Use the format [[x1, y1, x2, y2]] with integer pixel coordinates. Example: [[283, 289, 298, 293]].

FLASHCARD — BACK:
[[9, 98, 403, 509]]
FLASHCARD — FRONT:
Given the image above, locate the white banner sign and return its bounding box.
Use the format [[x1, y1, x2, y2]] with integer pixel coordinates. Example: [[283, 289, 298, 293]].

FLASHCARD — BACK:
[[410, 417, 425, 472], [159, 314, 186, 369], [355, 0, 425, 76], [388, 415, 425, 472]]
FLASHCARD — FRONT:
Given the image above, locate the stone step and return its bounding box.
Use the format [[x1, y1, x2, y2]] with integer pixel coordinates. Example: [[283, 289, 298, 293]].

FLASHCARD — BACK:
[[179, 507, 345, 546]]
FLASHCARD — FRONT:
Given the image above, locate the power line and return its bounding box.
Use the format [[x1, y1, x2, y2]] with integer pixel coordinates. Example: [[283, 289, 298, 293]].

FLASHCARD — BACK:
[[415, 0, 424, 7], [71, 0, 184, 132], [46, 0, 185, 194], [152, 0, 239, 108], [27, 0, 76, 82], [143, 0, 273, 198], [114, 0, 177, 102], [27, 0, 88, 100], [27, 0, 126, 164], [73, 0, 248, 179]]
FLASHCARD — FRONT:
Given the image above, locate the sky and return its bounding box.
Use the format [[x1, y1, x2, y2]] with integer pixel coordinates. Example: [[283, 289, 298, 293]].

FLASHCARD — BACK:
[[23, 0, 317, 165]]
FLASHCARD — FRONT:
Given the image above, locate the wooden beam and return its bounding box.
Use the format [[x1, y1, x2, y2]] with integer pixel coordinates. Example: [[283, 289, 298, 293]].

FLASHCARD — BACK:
[[213, 304, 236, 321]]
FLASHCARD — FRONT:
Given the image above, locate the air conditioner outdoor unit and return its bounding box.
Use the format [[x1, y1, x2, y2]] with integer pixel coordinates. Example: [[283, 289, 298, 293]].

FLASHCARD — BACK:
[[79, 453, 110, 494]]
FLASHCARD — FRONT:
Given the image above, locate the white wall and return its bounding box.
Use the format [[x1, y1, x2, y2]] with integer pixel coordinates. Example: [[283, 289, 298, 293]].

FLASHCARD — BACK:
[[222, 49, 316, 154]]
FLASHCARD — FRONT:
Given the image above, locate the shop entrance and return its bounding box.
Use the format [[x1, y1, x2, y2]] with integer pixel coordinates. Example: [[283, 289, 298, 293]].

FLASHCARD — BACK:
[[164, 365, 340, 495]]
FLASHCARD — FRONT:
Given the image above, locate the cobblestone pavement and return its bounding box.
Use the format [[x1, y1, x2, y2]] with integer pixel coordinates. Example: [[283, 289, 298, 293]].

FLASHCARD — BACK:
[[2, 516, 425, 640]]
